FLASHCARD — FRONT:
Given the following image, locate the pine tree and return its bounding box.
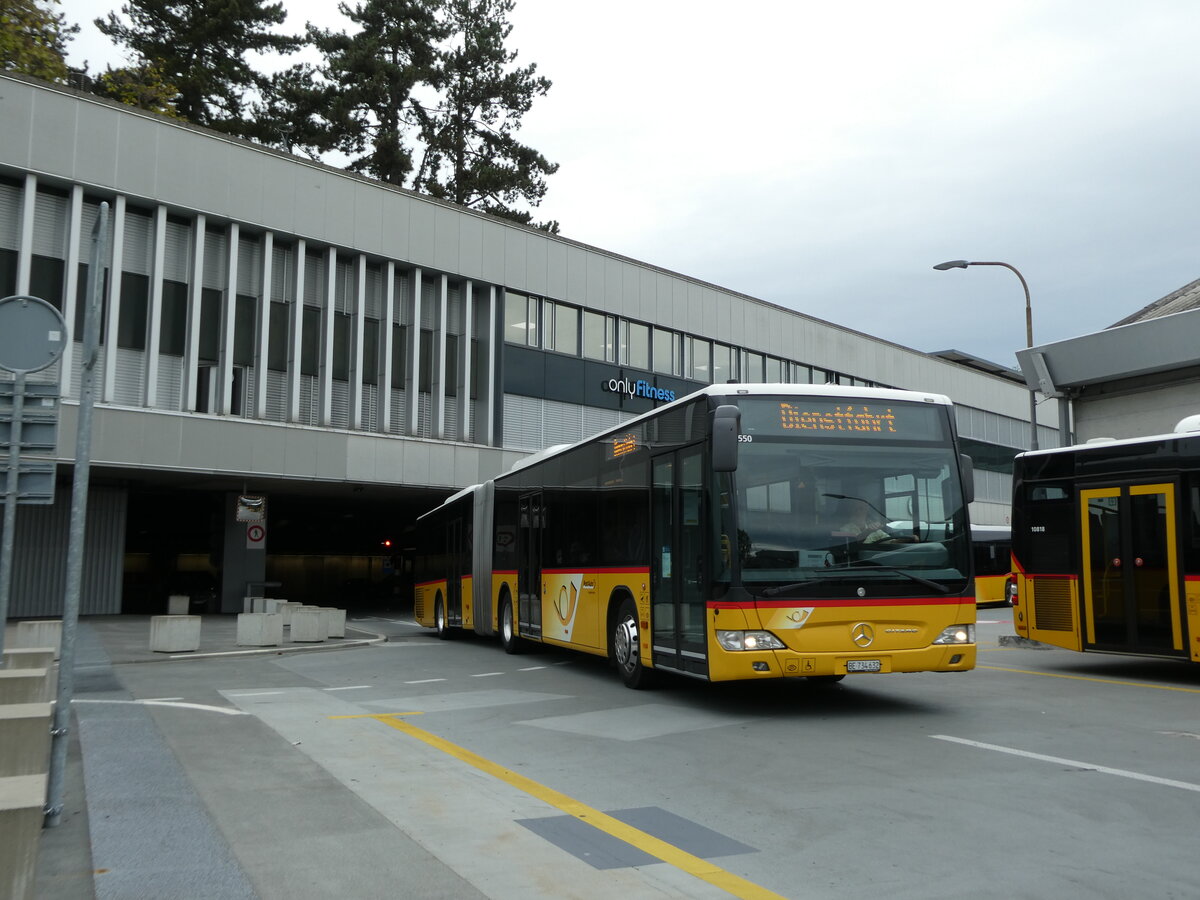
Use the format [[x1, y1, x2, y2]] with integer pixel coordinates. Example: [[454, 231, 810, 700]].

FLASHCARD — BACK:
[[308, 0, 447, 185], [0, 0, 78, 83], [95, 0, 300, 133], [413, 0, 557, 230], [94, 62, 180, 117]]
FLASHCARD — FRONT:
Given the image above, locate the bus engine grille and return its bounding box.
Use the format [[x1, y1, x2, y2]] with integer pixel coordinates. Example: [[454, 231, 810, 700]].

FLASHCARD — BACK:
[[1032, 578, 1074, 631]]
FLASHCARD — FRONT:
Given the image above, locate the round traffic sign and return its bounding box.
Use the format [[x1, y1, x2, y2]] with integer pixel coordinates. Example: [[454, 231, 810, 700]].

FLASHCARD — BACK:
[[0, 295, 68, 373]]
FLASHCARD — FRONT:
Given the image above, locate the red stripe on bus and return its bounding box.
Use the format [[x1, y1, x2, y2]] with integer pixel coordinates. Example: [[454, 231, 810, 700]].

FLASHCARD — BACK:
[[710, 596, 970, 610], [542, 567, 651, 576], [414, 579, 446, 589]]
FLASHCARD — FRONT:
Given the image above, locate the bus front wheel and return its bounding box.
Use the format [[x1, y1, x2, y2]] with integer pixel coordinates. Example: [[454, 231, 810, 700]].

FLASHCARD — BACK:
[[500, 594, 523, 654], [613, 598, 654, 689]]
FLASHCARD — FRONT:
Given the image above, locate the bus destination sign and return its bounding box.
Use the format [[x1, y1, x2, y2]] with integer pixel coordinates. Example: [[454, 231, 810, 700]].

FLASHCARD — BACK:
[[779, 402, 897, 434]]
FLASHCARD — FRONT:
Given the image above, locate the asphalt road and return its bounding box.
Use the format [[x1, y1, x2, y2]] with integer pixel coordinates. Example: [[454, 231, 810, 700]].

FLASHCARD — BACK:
[[63, 610, 1200, 899]]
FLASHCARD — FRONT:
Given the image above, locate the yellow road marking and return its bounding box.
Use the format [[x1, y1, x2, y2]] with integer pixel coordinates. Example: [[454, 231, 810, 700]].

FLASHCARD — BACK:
[[979, 665, 1200, 693], [346, 712, 785, 900]]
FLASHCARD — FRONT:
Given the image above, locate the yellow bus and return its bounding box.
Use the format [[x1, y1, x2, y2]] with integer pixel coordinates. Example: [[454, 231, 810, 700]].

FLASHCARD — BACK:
[[1011, 427, 1200, 663], [971, 525, 1012, 607], [413, 384, 978, 688]]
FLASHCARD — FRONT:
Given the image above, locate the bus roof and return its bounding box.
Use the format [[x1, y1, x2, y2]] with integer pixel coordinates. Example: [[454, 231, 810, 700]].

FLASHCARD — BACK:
[[1017, 428, 1200, 460], [502, 382, 954, 477]]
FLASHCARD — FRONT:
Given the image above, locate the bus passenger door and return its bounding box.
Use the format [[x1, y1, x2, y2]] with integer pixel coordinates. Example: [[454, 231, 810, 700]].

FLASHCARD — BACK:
[[1080, 483, 1184, 656], [446, 518, 463, 626], [651, 447, 708, 677], [518, 493, 543, 639]]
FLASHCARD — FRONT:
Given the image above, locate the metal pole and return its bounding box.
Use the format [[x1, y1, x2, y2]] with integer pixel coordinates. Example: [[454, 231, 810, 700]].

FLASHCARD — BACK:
[[0, 370, 27, 661], [45, 202, 108, 827]]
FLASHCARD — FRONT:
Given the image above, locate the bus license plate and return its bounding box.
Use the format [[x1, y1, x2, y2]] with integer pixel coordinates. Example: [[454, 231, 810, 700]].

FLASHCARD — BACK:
[[846, 659, 882, 673]]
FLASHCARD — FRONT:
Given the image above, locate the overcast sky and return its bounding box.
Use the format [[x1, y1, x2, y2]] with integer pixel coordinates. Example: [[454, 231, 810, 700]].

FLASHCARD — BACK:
[[62, 0, 1200, 369]]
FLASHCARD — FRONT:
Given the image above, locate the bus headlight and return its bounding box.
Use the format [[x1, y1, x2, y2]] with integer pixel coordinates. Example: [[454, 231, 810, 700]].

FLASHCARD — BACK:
[[716, 630, 786, 651], [932, 624, 975, 645]]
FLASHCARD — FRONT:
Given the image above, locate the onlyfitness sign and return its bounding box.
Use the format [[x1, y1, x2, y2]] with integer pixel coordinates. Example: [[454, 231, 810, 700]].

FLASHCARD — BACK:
[[602, 377, 676, 403]]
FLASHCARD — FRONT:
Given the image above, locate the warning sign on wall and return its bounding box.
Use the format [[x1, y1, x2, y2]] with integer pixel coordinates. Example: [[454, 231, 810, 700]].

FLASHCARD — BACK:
[[246, 523, 266, 549]]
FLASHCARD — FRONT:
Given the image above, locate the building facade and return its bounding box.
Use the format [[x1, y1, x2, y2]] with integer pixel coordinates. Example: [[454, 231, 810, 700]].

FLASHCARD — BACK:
[[0, 73, 1053, 616]]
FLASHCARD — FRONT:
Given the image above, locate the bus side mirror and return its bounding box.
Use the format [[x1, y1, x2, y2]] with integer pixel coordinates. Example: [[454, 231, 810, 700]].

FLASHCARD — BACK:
[[712, 404, 741, 472], [959, 454, 975, 506]]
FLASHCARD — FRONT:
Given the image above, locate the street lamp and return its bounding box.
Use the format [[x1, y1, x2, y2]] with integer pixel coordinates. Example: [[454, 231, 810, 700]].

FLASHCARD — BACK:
[[933, 259, 1038, 450]]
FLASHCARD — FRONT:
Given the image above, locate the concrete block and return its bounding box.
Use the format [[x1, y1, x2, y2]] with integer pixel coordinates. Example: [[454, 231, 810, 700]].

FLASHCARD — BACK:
[[13, 621, 61, 659], [2, 648, 54, 670], [243, 596, 266, 613], [0, 773, 48, 900], [149, 615, 201, 653], [279, 601, 303, 626], [290, 607, 326, 643], [0, 703, 52, 777], [263, 598, 288, 614], [236, 613, 283, 647], [167, 594, 190, 615], [0, 669, 50, 704], [319, 608, 347, 638]]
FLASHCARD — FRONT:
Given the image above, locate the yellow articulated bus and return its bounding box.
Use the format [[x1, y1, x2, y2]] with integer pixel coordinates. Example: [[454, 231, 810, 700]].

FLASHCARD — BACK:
[[971, 525, 1012, 607], [413, 384, 978, 688], [1011, 425, 1200, 663]]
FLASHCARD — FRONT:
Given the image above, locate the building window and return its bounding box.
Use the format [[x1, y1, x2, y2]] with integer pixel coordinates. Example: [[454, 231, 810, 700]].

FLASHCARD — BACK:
[[652, 327, 679, 376], [544, 300, 578, 355], [622, 320, 649, 370], [234, 295, 256, 367], [419, 328, 433, 392], [332, 312, 350, 380], [744, 351, 764, 382], [712, 343, 733, 384], [504, 291, 537, 346], [390, 323, 406, 389], [765, 356, 782, 383], [583, 310, 616, 361], [300, 306, 321, 376], [686, 336, 711, 382], [30, 256, 64, 311], [791, 364, 812, 384], [446, 333, 459, 397], [160, 281, 188, 356], [363, 318, 379, 385], [267, 301, 289, 371], [117, 273, 149, 350]]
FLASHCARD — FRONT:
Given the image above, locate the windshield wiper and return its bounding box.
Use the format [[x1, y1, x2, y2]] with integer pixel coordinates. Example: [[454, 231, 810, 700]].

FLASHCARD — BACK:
[[841, 560, 951, 593]]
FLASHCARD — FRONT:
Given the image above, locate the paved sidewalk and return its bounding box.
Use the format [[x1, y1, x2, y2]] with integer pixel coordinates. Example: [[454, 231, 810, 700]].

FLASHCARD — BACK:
[[23, 613, 407, 900]]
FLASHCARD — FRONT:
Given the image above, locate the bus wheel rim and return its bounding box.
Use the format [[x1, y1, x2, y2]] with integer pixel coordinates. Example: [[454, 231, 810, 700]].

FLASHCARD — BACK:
[[616, 615, 637, 670]]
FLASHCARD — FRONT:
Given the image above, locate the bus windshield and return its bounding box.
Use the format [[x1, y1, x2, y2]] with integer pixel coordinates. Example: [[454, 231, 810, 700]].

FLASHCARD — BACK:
[[728, 430, 970, 597]]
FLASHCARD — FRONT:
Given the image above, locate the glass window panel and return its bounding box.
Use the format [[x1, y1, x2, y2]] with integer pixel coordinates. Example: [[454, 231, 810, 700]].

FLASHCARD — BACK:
[[160, 280, 189, 356], [687, 336, 711, 382], [419, 328, 432, 392], [363, 318, 379, 385], [445, 333, 458, 397], [712, 343, 732, 384], [553, 302, 578, 355], [30, 256, 65, 311], [583, 310, 607, 360], [504, 290, 536, 346], [267, 301, 289, 371], [624, 321, 649, 369], [300, 305, 320, 375], [765, 357, 782, 383], [117, 273, 149, 350], [390, 323, 406, 389], [234, 294, 256, 367], [332, 312, 350, 380], [745, 351, 764, 382], [652, 327, 677, 375]]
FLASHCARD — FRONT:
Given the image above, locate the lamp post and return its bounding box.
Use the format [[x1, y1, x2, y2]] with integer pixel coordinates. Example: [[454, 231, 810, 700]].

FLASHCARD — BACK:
[[933, 259, 1038, 450]]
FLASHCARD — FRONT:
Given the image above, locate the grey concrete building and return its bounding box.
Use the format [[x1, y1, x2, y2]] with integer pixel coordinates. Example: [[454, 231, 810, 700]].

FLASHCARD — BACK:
[[1017, 278, 1200, 443], [0, 73, 1052, 617]]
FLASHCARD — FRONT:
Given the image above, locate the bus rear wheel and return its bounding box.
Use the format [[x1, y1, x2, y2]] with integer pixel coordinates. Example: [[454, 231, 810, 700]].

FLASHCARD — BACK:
[[613, 597, 654, 689], [500, 594, 523, 654], [434, 596, 452, 640]]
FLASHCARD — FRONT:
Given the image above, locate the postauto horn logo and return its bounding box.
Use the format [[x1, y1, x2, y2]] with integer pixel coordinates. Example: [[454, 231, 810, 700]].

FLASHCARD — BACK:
[[603, 377, 676, 402]]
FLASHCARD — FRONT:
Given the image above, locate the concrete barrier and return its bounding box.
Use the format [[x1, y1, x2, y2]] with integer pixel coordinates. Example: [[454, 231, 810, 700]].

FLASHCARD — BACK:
[[167, 594, 190, 615], [0, 703, 51, 778], [0, 669, 50, 704], [149, 615, 202, 652], [236, 613, 283, 647], [0, 773, 47, 900], [290, 607, 326, 643], [12, 620, 61, 659], [243, 596, 266, 613], [279, 601, 303, 626], [2, 648, 55, 670], [319, 608, 347, 638]]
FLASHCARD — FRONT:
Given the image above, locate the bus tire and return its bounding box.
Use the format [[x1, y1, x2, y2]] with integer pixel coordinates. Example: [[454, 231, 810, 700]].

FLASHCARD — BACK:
[[613, 597, 655, 689], [500, 593, 523, 654], [434, 595, 453, 640]]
